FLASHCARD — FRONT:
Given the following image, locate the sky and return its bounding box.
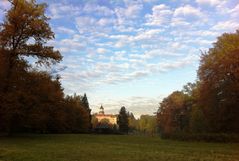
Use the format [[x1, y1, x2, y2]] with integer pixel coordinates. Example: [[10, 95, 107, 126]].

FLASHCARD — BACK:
[[0, 0, 239, 118]]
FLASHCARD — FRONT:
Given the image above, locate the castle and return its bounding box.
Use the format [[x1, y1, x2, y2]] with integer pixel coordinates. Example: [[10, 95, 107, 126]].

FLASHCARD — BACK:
[[94, 105, 118, 125]]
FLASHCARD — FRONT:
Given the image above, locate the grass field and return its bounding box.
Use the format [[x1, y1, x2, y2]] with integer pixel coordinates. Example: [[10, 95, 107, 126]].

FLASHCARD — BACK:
[[0, 134, 238, 161]]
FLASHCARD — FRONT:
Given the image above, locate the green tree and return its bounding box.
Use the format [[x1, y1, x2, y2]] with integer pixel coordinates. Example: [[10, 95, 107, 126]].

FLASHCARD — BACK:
[[128, 112, 138, 133], [91, 115, 99, 129], [118, 106, 129, 134], [138, 115, 157, 135]]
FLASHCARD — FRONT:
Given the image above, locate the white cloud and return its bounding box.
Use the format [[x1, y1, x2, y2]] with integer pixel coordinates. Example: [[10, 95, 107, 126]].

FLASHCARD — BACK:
[[196, 0, 222, 6], [171, 17, 190, 27], [211, 20, 239, 31], [83, 3, 114, 16], [97, 48, 108, 54], [109, 29, 164, 48], [0, 0, 10, 10], [112, 51, 128, 61], [145, 4, 173, 26], [75, 16, 98, 33], [41, 0, 239, 118], [142, 0, 158, 3], [0, 0, 10, 18], [115, 2, 143, 25], [91, 96, 162, 118], [155, 54, 199, 72], [134, 29, 164, 41], [229, 3, 239, 18], [49, 3, 81, 19], [130, 49, 179, 60], [170, 30, 220, 41], [75, 16, 115, 33], [75, 16, 96, 28], [98, 18, 115, 26], [56, 26, 75, 35], [102, 70, 149, 84], [50, 37, 86, 53], [174, 5, 203, 18]]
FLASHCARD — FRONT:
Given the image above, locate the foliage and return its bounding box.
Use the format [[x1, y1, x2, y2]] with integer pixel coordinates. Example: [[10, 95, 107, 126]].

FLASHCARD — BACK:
[[157, 30, 239, 140], [91, 115, 99, 129], [137, 115, 157, 135], [0, 0, 91, 134], [81, 93, 92, 129], [128, 112, 138, 132], [157, 91, 191, 135], [63, 94, 92, 133], [198, 30, 239, 133], [189, 106, 207, 133], [117, 106, 129, 133]]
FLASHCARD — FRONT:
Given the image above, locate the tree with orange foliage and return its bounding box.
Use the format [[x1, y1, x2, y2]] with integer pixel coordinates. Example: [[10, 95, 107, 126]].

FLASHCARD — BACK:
[[0, 0, 61, 134], [157, 91, 190, 135], [198, 30, 239, 133]]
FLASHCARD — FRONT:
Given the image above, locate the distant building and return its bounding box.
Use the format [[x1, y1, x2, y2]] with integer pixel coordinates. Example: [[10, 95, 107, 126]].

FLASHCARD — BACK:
[[94, 105, 118, 125]]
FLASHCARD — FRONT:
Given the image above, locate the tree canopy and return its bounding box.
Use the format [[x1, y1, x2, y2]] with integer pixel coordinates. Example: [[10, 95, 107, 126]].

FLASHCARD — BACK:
[[157, 30, 239, 137], [0, 0, 91, 135]]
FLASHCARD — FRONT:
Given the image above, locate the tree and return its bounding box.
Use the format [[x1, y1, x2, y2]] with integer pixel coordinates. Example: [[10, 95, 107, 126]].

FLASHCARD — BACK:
[[128, 112, 138, 133], [64, 94, 91, 133], [189, 105, 207, 133], [117, 106, 129, 134], [81, 93, 92, 129], [198, 30, 239, 133], [157, 91, 190, 135], [0, 0, 62, 134], [138, 115, 157, 135], [91, 115, 99, 129], [0, 0, 61, 91]]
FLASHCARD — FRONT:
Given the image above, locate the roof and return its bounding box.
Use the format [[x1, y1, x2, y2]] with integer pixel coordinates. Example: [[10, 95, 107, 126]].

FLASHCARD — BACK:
[[95, 114, 117, 117]]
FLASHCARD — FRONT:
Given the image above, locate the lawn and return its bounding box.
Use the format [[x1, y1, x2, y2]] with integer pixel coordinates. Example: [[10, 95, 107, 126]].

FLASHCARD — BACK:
[[0, 134, 238, 161]]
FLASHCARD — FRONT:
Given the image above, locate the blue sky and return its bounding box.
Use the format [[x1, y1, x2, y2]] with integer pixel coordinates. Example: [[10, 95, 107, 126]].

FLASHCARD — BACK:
[[1, 0, 239, 117]]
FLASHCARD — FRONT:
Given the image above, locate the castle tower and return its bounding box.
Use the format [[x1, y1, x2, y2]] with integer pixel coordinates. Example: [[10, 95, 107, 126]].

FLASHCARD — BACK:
[[99, 105, 104, 115]]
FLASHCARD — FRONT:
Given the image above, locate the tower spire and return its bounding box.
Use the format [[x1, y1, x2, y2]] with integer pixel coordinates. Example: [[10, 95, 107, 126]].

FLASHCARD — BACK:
[[99, 104, 104, 114]]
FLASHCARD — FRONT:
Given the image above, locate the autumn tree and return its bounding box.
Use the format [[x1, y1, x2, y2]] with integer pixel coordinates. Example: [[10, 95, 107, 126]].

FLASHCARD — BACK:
[[0, 0, 61, 91], [0, 0, 62, 134], [64, 94, 91, 132], [157, 91, 190, 135], [0, 0, 95, 134], [198, 30, 239, 133], [118, 106, 129, 134]]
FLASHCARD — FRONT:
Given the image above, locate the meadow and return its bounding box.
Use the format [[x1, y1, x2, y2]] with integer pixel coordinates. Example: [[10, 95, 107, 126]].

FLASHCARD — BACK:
[[0, 134, 238, 161]]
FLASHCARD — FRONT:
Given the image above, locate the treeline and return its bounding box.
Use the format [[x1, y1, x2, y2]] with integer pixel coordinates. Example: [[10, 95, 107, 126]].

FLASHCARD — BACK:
[[118, 107, 157, 135], [91, 106, 157, 135], [128, 114, 157, 135], [0, 0, 91, 134], [157, 30, 239, 141], [117, 107, 157, 135]]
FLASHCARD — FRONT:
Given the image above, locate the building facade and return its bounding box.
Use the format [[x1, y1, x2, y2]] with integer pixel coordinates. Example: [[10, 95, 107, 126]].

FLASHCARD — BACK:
[[94, 105, 118, 125]]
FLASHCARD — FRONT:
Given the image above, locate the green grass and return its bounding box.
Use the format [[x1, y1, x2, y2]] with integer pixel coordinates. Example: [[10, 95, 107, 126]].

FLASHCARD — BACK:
[[0, 134, 238, 161]]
